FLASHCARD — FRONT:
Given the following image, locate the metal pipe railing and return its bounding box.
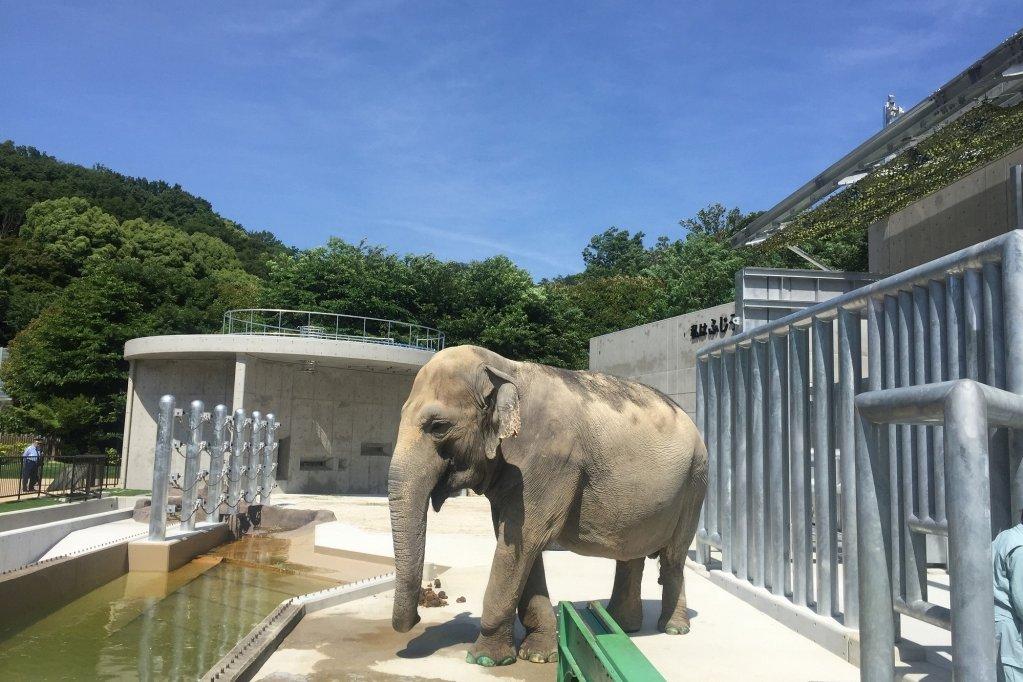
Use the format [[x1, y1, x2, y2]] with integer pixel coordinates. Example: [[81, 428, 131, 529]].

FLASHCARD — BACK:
[[694, 229, 1023, 679], [857, 379, 1023, 681], [221, 308, 445, 351]]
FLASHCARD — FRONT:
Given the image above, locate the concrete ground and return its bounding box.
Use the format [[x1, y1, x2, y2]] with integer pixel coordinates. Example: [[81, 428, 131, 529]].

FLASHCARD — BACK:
[[256, 494, 860, 682]]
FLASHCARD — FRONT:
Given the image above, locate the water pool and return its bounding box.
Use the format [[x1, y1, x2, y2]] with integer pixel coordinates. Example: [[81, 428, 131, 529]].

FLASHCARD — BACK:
[[0, 555, 334, 681]]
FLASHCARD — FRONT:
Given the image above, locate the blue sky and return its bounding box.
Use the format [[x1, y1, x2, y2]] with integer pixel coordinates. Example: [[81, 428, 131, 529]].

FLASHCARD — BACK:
[[1, 2, 1019, 278]]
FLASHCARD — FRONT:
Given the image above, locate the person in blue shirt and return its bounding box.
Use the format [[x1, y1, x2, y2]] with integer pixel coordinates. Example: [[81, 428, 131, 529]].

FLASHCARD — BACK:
[[994, 512, 1023, 681], [21, 436, 43, 492]]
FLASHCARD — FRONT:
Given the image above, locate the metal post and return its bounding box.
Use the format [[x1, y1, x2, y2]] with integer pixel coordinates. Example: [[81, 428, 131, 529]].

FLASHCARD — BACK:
[[883, 296, 903, 614], [248, 410, 263, 503], [767, 334, 786, 596], [750, 341, 767, 588], [911, 286, 932, 527], [899, 291, 926, 605], [789, 327, 811, 608], [262, 414, 277, 502], [228, 408, 246, 513], [148, 395, 174, 541], [812, 317, 837, 616], [928, 280, 948, 524], [943, 383, 996, 682], [734, 347, 750, 581], [696, 359, 710, 565], [837, 308, 859, 627], [181, 400, 204, 532], [1002, 231, 1023, 522], [720, 352, 734, 574], [707, 356, 721, 548], [984, 262, 1011, 534], [857, 299, 895, 681], [208, 405, 229, 522]]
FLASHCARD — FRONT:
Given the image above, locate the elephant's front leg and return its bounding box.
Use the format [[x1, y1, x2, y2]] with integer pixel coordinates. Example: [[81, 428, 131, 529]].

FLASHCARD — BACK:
[[517, 554, 558, 663], [467, 540, 543, 667]]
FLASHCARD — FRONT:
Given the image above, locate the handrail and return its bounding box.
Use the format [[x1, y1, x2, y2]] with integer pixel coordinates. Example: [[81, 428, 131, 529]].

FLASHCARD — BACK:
[[221, 308, 445, 351]]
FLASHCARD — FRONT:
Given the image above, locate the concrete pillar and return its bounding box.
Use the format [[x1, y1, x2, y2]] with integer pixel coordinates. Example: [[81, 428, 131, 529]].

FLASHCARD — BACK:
[[119, 360, 137, 488], [232, 354, 249, 410]]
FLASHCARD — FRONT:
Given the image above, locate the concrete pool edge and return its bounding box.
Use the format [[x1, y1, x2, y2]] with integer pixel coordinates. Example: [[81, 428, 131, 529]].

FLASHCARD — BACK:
[[201, 571, 397, 682]]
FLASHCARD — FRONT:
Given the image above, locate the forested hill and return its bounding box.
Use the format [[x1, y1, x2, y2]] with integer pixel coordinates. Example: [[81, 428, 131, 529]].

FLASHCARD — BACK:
[[0, 141, 287, 276]]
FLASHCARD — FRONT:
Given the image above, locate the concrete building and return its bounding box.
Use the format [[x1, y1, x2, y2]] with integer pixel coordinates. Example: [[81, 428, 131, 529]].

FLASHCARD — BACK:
[[119, 310, 441, 494]]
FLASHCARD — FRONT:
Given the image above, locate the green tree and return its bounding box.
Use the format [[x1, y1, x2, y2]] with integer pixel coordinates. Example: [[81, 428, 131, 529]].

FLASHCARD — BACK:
[[581, 227, 650, 277]]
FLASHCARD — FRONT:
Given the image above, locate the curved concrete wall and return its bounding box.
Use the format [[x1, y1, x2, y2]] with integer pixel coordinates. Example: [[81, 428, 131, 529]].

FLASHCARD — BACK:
[[121, 335, 432, 494]]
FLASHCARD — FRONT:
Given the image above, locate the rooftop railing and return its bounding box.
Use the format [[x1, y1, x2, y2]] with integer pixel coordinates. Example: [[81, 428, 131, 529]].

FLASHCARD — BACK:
[[221, 309, 445, 351]]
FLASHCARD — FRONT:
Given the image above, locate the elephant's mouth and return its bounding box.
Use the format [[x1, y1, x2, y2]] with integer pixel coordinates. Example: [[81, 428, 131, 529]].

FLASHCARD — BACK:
[[430, 465, 455, 511]]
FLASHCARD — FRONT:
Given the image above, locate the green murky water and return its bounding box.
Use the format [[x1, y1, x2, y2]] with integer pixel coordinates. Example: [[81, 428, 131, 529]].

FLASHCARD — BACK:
[[0, 556, 334, 681]]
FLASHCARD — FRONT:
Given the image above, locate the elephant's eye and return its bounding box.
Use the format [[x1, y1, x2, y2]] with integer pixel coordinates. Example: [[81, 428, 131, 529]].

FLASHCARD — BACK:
[[425, 419, 452, 439]]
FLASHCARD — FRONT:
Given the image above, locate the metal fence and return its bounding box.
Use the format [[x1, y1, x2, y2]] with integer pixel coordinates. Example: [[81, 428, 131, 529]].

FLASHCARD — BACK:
[[221, 309, 445, 351], [694, 229, 1023, 679], [0, 453, 119, 502]]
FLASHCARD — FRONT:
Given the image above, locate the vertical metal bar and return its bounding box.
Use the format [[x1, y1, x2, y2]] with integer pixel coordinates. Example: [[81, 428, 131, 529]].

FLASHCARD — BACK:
[[984, 262, 1011, 534], [899, 291, 926, 606], [750, 341, 767, 588], [947, 274, 965, 381], [911, 287, 931, 525], [228, 408, 246, 514], [964, 269, 984, 381], [208, 405, 229, 522], [148, 395, 174, 541], [181, 400, 204, 532], [943, 384, 996, 682], [789, 327, 811, 607], [262, 414, 277, 502], [767, 334, 786, 596], [929, 280, 948, 524], [1004, 232, 1023, 522], [812, 317, 837, 617], [857, 298, 895, 680], [837, 308, 860, 628], [707, 355, 721, 549], [883, 296, 902, 611], [248, 411, 263, 503], [720, 352, 734, 574], [696, 358, 710, 565], [735, 347, 750, 581]]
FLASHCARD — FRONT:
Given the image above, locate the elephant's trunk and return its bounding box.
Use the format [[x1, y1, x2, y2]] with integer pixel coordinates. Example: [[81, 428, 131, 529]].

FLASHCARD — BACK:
[[388, 447, 444, 633]]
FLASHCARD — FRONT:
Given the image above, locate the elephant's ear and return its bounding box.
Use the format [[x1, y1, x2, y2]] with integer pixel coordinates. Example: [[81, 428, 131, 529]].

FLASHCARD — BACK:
[[483, 365, 520, 459]]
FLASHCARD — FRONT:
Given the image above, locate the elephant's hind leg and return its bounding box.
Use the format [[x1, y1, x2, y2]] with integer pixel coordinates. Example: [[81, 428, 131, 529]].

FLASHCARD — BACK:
[[658, 489, 703, 635], [517, 555, 558, 663], [607, 557, 645, 632]]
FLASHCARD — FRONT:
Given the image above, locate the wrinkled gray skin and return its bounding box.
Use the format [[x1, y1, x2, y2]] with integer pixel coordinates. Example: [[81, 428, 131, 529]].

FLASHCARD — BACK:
[[388, 345, 708, 667]]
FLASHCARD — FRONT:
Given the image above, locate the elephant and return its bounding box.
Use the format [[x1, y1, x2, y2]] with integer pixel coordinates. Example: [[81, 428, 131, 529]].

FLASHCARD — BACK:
[[387, 345, 708, 667]]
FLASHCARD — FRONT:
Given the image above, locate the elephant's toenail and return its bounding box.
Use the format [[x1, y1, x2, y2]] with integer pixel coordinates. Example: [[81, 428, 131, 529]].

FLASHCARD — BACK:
[[477, 656, 495, 667], [529, 653, 545, 663], [548, 651, 559, 663], [665, 626, 680, 635], [498, 656, 516, 666]]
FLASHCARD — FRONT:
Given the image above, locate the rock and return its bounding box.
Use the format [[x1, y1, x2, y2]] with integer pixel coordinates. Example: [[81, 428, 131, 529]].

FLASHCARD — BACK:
[[438, 591, 447, 599], [433, 578, 441, 588], [456, 596, 466, 603]]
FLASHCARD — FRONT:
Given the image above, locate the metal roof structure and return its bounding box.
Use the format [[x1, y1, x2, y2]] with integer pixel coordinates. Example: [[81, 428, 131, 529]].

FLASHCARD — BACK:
[[732, 28, 1023, 246]]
